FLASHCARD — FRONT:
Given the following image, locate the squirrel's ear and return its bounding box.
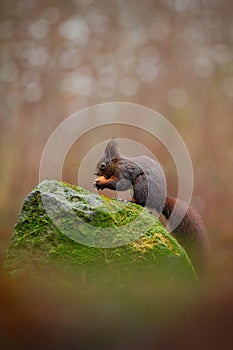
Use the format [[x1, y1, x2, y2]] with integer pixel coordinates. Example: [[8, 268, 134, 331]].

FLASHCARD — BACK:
[[105, 139, 119, 159]]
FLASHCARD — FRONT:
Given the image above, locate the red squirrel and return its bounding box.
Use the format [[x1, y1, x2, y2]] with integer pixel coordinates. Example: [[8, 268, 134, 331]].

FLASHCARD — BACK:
[[94, 139, 209, 271]]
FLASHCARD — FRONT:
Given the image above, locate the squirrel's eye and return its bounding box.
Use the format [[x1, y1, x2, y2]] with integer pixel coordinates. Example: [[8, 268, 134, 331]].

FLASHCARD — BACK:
[[100, 162, 106, 170]]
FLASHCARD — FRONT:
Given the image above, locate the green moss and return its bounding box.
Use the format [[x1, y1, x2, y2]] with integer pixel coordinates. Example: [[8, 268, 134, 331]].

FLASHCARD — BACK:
[[5, 180, 196, 284]]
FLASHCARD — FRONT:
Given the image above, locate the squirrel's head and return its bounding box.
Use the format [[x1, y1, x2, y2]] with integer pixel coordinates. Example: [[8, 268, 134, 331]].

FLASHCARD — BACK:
[[95, 139, 120, 179]]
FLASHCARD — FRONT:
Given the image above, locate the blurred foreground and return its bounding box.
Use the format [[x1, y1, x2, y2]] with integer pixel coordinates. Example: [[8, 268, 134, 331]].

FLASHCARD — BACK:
[[0, 270, 233, 349]]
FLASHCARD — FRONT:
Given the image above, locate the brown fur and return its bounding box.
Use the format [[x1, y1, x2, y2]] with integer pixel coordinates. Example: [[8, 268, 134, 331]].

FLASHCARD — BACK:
[[163, 197, 209, 271], [94, 140, 209, 272]]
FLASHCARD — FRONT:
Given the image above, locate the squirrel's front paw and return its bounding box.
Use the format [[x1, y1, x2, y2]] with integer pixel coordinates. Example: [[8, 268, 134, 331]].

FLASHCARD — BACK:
[[93, 182, 105, 191]]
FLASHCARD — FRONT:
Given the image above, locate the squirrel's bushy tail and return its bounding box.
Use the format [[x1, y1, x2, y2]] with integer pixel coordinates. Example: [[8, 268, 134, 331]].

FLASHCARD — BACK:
[[162, 196, 209, 272]]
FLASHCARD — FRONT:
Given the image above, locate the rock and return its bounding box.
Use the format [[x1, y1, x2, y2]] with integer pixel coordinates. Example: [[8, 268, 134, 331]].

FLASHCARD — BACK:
[[5, 180, 196, 284]]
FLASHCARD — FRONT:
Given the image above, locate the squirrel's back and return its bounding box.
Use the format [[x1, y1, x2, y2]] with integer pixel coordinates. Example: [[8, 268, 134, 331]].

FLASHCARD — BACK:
[[126, 155, 166, 212]]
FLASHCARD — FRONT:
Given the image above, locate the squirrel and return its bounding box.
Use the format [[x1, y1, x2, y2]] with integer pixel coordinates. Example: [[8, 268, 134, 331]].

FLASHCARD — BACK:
[[94, 139, 209, 272]]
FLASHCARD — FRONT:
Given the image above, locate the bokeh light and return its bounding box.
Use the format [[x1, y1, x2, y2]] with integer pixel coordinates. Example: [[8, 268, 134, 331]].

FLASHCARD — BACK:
[[167, 88, 188, 108]]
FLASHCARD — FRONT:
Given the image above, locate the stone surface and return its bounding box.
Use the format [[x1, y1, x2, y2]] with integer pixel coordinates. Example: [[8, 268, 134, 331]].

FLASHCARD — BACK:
[[5, 180, 196, 283]]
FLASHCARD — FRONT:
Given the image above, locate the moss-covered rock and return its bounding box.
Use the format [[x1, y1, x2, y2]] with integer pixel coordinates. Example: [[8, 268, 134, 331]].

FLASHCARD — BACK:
[[5, 180, 196, 284]]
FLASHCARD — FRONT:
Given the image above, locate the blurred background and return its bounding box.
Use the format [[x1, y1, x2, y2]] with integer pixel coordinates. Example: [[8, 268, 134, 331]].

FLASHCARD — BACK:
[[1, 0, 233, 348], [0, 0, 233, 283]]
